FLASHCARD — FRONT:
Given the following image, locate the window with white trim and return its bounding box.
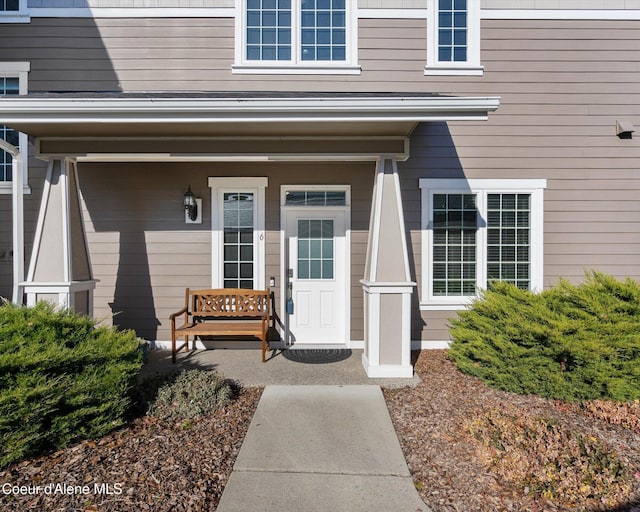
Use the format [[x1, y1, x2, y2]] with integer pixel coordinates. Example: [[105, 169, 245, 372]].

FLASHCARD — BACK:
[[419, 179, 546, 309], [0, 0, 29, 22], [209, 177, 268, 289], [0, 62, 29, 194], [0, 0, 18, 11], [0, 77, 19, 182], [234, 0, 359, 73], [425, 0, 482, 76]]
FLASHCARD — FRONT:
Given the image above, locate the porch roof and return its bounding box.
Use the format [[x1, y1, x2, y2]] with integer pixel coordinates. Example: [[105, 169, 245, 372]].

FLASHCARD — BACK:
[[0, 91, 500, 139]]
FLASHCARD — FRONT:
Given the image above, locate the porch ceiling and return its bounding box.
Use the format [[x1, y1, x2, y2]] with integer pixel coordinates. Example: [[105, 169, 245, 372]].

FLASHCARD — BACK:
[[0, 92, 501, 140]]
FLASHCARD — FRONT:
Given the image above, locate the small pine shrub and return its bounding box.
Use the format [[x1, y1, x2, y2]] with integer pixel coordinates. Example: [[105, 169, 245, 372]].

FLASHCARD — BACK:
[[464, 406, 632, 509], [448, 272, 640, 402], [0, 302, 142, 468], [147, 370, 234, 421]]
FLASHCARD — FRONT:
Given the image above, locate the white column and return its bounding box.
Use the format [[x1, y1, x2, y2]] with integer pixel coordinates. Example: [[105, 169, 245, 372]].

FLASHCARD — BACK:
[[361, 157, 416, 378], [23, 158, 97, 313], [11, 151, 24, 304], [0, 138, 25, 305]]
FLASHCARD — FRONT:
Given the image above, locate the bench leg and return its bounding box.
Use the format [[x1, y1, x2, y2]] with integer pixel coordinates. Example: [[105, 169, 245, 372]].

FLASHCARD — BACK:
[[262, 334, 270, 363], [171, 329, 177, 364]]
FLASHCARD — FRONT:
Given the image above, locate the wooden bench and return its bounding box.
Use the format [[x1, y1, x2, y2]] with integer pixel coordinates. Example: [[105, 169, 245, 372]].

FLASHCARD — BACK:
[[169, 288, 271, 363]]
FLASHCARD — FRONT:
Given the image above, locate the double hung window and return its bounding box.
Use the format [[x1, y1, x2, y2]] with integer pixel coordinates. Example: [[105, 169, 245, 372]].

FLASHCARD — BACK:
[[0, 0, 18, 11], [420, 179, 546, 308], [236, 0, 359, 73], [425, 0, 482, 75], [0, 76, 19, 183], [0, 62, 29, 193], [0, 0, 28, 22]]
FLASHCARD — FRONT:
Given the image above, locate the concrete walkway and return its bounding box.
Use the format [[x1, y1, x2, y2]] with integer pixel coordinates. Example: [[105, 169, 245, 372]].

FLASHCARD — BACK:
[[143, 348, 421, 388], [216, 385, 431, 512]]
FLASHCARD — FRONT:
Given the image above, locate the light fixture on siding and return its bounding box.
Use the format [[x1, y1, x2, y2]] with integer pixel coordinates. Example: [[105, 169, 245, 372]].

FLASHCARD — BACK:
[[183, 185, 198, 221]]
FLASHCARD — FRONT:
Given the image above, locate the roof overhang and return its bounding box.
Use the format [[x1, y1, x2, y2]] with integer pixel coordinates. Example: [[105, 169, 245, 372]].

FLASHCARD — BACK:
[[0, 93, 500, 160]]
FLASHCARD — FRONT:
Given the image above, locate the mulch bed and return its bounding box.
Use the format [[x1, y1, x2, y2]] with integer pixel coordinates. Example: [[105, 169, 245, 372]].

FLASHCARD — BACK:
[[383, 350, 640, 512], [2, 352, 640, 512], [0, 388, 262, 512]]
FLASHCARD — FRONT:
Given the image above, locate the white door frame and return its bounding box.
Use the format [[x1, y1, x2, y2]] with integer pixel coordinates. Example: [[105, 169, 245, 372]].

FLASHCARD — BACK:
[[280, 185, 351, 347]]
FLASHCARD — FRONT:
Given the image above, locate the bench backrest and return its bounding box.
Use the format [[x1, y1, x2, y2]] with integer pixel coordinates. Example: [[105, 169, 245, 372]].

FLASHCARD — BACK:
[[187, 288, 270, 319]]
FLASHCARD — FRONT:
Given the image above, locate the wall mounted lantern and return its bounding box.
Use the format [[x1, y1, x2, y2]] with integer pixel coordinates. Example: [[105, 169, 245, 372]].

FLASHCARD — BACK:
[[183, 185, 199, 223]]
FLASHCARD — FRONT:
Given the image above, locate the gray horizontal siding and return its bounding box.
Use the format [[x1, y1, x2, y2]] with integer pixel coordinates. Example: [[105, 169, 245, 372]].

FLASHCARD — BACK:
[[28, 0, 234, 8], [399, 18, 640, 342], [482, 0, 640, 9], [0, 17, 430, 92], [80, 161, 373, 342], [3, 17, 640, 345]]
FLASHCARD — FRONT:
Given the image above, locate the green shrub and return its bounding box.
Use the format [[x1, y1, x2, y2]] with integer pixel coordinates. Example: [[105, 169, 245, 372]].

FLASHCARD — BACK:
[[147, 369, 234, 421], [448, 272, 640, 402], [0, 301, 142, 468]]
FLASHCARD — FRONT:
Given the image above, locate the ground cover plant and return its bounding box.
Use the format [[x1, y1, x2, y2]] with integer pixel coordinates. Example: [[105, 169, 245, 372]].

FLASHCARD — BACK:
[[147, 369, 236, 421], [0, 365, 261, 512], [384, 351, 640, 512], [0, 301, 142, 468], [448, 272, 640, 402]]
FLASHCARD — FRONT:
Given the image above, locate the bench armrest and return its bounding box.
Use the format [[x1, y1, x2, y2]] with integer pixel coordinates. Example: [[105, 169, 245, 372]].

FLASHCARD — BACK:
[[169, 306, 189, 321]]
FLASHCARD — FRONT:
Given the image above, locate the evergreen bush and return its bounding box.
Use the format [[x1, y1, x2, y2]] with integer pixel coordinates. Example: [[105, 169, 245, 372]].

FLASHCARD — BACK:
[[448, 272, 640, 402], [0, 301, 142, 468]]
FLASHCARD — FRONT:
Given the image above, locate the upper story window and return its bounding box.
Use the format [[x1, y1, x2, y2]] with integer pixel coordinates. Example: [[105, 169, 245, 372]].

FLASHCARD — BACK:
[[0, 0, 29, 22], [0, 62, 30, 194], [419, 179, 546, 309], [425, 0, 482, 76], [234, 0, 360, 74], [0, 77, 19, 182], [0, 0, 19, 11]]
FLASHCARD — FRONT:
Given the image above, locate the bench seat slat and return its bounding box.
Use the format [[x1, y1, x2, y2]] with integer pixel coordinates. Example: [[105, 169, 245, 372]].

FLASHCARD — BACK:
[[175, 320, 266, 337]]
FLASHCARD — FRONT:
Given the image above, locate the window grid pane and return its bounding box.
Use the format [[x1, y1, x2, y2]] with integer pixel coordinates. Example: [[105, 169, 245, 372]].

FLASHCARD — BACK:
[[246, 0, 292, 61], [432, 193, 477, 296], [438, 0, 467, 62], [1, 77, 19, 182], [284, 190, 346, 206], [223, 192, 255, 289], [298, 219, 334, 280], [301, 0, 346, 61], [1, 0, 19, 11], [487, 193, 531, 290]]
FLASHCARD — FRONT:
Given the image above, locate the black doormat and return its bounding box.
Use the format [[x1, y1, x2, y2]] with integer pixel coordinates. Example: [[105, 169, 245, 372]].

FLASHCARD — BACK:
[[282, 348, 352, 365]]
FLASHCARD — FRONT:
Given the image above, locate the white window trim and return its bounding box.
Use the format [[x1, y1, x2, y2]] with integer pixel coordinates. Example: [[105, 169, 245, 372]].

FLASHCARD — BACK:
[[233, 0, 360, 74], [0, 0, 29, 23], [0, 62, 30, 194], [419, 178, 546, 310], [425, 0, 483, 76], [209, 177, 268, 290]]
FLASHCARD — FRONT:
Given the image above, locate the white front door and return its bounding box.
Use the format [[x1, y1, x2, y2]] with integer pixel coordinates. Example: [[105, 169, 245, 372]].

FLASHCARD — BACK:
[[284, 209, 347, 344]]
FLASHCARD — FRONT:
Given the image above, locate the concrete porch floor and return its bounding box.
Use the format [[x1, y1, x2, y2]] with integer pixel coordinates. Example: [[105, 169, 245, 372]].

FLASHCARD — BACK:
[[141, 348, 421, 389]]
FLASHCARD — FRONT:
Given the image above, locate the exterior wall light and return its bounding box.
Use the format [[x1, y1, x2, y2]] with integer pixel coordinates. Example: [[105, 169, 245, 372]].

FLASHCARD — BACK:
[[183, 185, 198, 222]]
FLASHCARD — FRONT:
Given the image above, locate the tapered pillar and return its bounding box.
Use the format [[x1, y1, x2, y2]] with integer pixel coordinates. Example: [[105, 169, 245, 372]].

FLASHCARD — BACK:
[[23, 158, 96, 313], [361, 158, 415, 378]]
